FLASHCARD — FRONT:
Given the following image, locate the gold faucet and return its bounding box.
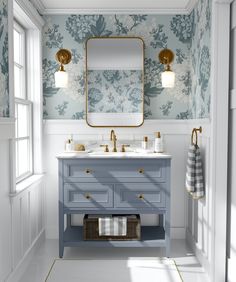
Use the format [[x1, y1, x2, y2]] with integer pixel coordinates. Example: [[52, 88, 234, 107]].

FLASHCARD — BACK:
[[110, 130, 117, 152]]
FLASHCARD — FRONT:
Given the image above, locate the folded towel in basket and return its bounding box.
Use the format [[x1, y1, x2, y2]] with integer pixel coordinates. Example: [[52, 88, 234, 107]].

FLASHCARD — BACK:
[[98, 216, 127, 236], [186, 144, 204, 199]]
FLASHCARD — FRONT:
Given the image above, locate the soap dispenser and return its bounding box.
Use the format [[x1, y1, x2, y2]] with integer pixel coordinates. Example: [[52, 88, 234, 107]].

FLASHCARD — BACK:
[[142, 136, 148, 150], [65, 135, 74, 151], [154, 132, 164, 153]]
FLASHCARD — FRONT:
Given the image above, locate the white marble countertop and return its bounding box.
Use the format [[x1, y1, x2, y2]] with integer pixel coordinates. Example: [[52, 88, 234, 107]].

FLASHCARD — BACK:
[[56, 151, 172, 159]]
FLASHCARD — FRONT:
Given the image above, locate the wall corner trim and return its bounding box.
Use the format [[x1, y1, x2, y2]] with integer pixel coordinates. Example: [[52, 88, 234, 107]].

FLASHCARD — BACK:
[[210, 0, 231, 281]]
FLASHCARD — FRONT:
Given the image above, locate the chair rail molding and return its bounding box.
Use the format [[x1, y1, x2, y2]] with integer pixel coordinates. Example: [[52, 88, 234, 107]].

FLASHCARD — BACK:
[[43, 119, 211, 137]]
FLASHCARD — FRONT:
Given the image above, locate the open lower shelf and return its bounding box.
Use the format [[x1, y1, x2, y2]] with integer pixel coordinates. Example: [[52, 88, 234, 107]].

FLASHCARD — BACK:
[[63, 226, 166, 247]]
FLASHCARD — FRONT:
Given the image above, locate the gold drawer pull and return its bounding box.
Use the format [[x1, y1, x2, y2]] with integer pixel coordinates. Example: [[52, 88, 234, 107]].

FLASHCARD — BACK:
[[138, 168, 144, 174], [85, 169, 92, 174], [85, 193, 91, 199], [138, 194, 144, 200]]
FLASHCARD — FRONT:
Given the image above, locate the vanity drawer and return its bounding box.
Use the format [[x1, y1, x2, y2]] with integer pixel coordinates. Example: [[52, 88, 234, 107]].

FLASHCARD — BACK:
[[64, 183, 113, 208], [114, 183, 166, 209], [63, 160, 165, 181]]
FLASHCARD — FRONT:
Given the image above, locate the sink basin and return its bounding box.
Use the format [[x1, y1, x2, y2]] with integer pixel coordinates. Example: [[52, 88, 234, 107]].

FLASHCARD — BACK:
[[89, 151, 139, 157], [57, 150, 171, 159]]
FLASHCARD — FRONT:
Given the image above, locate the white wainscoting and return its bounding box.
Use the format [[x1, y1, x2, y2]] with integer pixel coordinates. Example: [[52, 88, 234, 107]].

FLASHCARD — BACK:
[[0, 122, 45, 282], [6, 177, 45, 282], [10, 178, 45, 270], [186, 129, 212, 274], [43, 119, 211, 245], [0, 139, 12, 281], [0, 118, 15, 140]]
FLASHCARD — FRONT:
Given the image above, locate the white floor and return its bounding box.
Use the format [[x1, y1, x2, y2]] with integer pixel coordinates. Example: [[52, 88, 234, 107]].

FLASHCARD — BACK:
[[15, 239, 209, 282]]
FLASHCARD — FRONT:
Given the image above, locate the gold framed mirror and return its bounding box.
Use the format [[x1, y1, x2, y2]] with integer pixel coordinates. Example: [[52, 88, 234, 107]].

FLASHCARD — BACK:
[[86, 37, 144, 127]]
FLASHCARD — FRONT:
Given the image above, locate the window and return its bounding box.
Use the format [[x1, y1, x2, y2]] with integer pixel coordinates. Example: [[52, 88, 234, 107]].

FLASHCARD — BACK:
[[14, 21, 33, 182]]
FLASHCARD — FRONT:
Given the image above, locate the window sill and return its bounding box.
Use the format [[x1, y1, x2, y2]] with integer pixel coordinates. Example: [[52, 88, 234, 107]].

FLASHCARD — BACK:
[[10, 174, 45, 197]]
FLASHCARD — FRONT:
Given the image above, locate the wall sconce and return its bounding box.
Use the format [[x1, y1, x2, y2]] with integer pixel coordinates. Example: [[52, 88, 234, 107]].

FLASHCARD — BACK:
[[54, 49, 72, 88], [158, 48, 175, 88]]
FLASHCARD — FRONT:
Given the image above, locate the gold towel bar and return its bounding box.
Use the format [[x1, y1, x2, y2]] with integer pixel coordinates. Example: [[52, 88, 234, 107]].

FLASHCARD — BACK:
[[191, 126, 202, 146]]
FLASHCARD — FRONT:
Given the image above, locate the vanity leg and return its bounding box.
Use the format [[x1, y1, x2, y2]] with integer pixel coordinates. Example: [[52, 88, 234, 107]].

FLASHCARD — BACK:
[[159, 214, 163, 227], [67, 214, 72, 228], [59, 202, 64, 258], [59, 244, 64, 258], [165, 213, 171, 258]]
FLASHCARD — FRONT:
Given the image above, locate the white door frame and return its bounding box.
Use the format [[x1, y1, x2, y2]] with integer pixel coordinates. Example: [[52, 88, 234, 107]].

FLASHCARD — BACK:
[[210, 0, 233, 281]]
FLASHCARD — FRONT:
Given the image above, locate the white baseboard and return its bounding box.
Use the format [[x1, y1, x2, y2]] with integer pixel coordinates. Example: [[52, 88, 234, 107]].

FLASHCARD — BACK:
[[6, 230, 45, 282], [186, 228, 210, 279]]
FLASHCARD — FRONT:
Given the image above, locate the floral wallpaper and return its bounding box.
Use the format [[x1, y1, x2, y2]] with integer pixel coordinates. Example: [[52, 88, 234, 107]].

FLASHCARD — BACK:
[[0, 0, 9, 118], [189, 0, 211, 118], [88, 70, 142, 113], [42, 0, 211, 120]]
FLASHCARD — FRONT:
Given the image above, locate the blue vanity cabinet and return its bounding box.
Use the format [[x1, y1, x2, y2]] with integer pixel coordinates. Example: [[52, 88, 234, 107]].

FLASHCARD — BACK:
[[58, 157, 171, 258]]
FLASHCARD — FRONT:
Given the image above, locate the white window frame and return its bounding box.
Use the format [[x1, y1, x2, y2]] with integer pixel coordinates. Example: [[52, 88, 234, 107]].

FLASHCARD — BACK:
[[14, 20, 33, 183], [10, 0, 44, 193], [13, 20, 26, 100], [15, 98, 33, 182]]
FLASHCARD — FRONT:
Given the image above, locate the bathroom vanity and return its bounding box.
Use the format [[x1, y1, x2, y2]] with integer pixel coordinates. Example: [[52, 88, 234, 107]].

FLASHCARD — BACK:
[[57, 153, 171, 258]]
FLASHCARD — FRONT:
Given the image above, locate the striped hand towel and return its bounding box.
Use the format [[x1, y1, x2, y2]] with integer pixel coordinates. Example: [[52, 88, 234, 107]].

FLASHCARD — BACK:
[[98, 216, 127, 236], [186, 144, 204, 199]]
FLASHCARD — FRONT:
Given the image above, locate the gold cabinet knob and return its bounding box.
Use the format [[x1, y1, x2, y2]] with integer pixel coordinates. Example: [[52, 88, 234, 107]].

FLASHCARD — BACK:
[[85, 193, 91, 199], [138, 194, 144, 200], [85, 169, 91, 174], [138, 168, 144, 174]]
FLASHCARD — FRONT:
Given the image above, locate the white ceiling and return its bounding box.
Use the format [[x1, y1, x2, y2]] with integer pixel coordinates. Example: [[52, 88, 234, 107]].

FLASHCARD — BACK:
[[34, 0, 196, 14]]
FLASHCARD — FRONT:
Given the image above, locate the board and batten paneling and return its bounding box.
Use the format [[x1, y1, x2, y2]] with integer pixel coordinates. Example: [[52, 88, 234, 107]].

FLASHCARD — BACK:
[[186, 129, 212, 274], [43, 119, 211, 245], [0, 124, 45, 281], [11, 179, 45, 270], [0, 139, 12, 281]]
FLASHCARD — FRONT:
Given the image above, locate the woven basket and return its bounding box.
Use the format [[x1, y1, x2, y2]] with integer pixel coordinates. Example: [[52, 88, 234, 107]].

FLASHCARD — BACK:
[[83, 214, 141, 241]]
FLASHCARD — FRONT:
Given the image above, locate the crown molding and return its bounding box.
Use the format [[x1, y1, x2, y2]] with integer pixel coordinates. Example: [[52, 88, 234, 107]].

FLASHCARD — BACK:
[[27, 0, 234, 16], [29, 0, 45, 15], [15, 0, 44, 28], [213, 0, 234, 3], [42, 8, 189, 15], [185, 0, 198, 13]]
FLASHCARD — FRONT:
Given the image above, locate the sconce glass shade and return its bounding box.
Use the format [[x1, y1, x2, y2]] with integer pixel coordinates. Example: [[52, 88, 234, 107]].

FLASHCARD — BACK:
[[161, 70, 175, 88], [54, 70, 68, 88]]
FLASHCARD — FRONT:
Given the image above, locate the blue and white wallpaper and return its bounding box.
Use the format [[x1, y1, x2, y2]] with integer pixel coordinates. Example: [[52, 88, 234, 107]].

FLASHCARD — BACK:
[[190, 0, 211, 118], [42, 0, 211, 120], [0, 0, 9, 118], [88, 69, 142, 113]]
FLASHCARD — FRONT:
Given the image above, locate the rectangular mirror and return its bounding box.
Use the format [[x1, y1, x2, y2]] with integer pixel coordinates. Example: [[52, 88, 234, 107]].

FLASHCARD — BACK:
[[86, 37, 144, 127]]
